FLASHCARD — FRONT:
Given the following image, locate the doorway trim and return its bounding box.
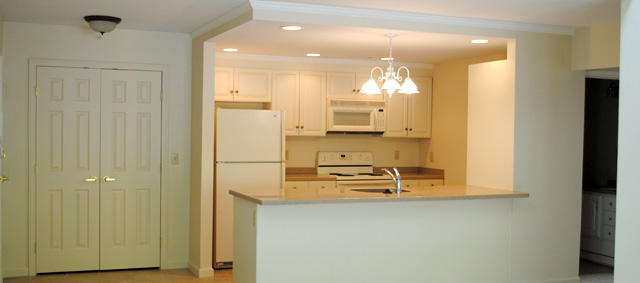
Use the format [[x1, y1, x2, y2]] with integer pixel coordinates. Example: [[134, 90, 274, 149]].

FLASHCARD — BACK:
[[27, 59, 170, 275]]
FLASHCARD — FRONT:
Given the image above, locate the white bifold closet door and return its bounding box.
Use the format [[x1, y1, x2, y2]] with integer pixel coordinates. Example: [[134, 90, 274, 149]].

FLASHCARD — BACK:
[[36, 66, 161, 273]]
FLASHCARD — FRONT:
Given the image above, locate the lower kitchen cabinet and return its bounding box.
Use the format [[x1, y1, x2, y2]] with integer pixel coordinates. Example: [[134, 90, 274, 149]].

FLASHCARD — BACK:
[[285, 180, 337, 195], [580, 191, 616, 266]]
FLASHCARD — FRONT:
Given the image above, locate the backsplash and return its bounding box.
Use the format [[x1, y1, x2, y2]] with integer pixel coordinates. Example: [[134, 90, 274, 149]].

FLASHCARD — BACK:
[[285, 134, 424, 167]]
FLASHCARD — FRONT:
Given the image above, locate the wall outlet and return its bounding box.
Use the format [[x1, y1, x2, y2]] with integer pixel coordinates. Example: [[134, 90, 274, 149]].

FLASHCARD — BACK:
[[394, 150, 400, 160], [171, 153, 179, 164], [429, 152, 434, 162]]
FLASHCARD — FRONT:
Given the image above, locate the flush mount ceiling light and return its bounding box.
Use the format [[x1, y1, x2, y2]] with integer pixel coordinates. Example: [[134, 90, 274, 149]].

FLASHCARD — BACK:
[[281, 25, 302, 31], [471, 39, 490, 44], [361, 34, 419, 96], [306, 53, 321, 57], [223, 48, 238, 52], [84, 15, 121, 42]]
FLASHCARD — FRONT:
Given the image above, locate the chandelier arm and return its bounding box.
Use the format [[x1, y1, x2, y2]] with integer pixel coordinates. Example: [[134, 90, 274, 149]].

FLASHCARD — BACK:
[[396, 66, 411, 81], [370, 66, 385, 82]]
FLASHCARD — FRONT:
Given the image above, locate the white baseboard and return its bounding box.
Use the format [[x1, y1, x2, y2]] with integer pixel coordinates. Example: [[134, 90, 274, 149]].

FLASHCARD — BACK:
[[187, 261, 214, 278], [3, 268, 29, 278]]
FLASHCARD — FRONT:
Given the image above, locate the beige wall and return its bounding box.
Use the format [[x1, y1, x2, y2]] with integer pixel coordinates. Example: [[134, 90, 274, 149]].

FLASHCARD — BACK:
[[572, 21, 621, 70], [2, 22, 192, 276], [426, 54, 506, 185]]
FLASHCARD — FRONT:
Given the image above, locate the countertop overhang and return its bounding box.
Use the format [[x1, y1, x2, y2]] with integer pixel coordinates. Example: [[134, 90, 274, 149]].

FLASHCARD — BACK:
[[230, 185, 529, 205]]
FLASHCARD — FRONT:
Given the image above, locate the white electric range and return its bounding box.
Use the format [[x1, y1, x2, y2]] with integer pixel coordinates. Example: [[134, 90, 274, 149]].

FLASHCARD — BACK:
[[316, 151, 394, 188]]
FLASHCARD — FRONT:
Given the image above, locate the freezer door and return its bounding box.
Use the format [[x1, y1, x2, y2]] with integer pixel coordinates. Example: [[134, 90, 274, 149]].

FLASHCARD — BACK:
[[214, 162, 284, 265], [216, 109, 284, 162]]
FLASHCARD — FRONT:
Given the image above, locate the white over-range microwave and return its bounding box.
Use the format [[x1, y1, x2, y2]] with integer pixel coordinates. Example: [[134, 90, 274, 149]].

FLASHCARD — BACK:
[[326, 99, 386, 133]]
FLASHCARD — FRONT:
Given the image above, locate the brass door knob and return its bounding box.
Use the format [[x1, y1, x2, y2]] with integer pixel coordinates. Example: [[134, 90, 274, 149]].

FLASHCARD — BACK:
[[0, 176, 10, 183], [103, 176, 117, 182], [83, 176, 98, 183]]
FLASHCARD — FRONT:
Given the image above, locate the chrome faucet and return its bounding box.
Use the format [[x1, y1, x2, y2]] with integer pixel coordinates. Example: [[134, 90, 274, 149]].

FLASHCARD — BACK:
[[382, 168, 402, 195]]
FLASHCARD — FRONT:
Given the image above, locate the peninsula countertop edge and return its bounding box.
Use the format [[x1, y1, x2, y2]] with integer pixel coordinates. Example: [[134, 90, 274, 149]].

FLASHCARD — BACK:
[[230, 185, 529, 205]]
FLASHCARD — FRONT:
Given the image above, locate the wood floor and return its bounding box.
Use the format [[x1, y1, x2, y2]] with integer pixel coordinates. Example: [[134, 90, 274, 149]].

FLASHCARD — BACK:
[[4, 269, 233, 283]]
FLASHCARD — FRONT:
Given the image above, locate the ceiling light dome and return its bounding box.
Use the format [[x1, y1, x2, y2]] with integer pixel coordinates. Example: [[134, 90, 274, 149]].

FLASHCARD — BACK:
[[84, 15, 121, 42]]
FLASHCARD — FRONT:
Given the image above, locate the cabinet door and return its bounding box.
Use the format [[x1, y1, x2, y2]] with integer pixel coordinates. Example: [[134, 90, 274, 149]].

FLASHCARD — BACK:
[[327, 72, 356, 99], [383, 93, 408, 137], [299, 71, 327, 136], [234, 68, 271, 102], [419, 179, 444, 187], [407, 77, 432, 138], [356, 74, 384, 100], [581, 193, 602, 238], [273, 71, 300, 136], [214, 67, 234, 101]]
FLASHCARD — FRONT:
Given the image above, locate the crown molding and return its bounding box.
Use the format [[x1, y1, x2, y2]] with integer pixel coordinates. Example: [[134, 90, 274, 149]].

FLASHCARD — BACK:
[[215, 53, 434, 69], [190, 2, 253, 39], [250, 0, 576, 35]]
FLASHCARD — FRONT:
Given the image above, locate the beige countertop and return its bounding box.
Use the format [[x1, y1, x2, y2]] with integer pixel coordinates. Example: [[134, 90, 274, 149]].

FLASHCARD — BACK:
[[230, 185, 529, 205]]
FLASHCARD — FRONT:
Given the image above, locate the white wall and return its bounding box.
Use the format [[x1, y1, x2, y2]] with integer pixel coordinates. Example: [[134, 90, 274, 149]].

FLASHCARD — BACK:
[[467, 59, 514, 190], [572, 22, 621, 70], [427, 54, 507, 185], [1, 22, 192, 276], [615, 0, 640, 280]]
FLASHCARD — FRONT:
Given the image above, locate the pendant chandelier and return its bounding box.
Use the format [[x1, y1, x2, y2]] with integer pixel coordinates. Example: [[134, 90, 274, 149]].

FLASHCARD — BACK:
[[360, 33, 419, 95]]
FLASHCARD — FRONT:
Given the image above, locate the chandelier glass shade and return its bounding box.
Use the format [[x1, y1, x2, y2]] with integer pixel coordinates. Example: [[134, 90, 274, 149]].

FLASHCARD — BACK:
[[360, 33, 419, 95]]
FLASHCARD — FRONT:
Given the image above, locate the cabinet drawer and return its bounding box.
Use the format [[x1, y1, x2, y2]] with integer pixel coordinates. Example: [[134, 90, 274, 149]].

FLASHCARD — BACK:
[[603, 211, 616, 226], [603, 195, 616, 211], [602, 225, 615, 241], [419, 179, 444, 187], [402, 180, 420, 188]]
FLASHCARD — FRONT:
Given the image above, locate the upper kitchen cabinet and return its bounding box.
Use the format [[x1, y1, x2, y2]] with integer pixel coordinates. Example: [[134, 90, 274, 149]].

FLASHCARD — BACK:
[[215, 67, 272, 102], [384, 77, 433, 138], [327, 72, 384, 100], [273, 70, 326, 136]]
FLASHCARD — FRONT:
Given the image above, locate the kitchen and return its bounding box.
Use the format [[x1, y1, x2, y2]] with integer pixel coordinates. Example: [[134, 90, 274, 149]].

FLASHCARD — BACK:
[[0, 0, 635, 282]]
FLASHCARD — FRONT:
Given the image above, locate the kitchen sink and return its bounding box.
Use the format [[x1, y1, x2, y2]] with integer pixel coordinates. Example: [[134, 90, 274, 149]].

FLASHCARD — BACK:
[[351, 188, 411, 194]]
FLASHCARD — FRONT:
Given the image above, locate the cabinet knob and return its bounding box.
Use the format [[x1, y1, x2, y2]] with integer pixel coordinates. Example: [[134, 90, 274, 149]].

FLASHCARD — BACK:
[[300, 125, 304, 129], [430, 184, 435, 186], [229, 90, 233, 94], [608, 232, 612, 236], [609, 217, 613, 221], [353, 89, 356, 93], [295, 125, 300, 129], [409, 128, 413, 131], [356, 89, 361, 93], [405, 128, 408, 131], [235, 90, 239, 94]]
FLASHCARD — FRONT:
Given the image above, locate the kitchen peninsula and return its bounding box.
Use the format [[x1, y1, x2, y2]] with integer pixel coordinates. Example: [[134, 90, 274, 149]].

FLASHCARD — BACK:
[[231, 186, 528, 283]]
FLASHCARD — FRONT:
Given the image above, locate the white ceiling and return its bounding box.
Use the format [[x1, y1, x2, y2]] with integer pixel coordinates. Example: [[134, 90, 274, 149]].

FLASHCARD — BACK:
[[0, 0, 621, 64]]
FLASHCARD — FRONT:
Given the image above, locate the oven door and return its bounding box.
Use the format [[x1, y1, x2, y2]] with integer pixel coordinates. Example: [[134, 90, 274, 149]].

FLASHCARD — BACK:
[[327, 107, 377, 132], [336, 179, 395, 189]]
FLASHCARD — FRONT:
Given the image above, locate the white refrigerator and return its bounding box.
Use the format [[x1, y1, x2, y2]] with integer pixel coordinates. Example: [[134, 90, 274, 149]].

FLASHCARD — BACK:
[[214, 108, 285, 269]]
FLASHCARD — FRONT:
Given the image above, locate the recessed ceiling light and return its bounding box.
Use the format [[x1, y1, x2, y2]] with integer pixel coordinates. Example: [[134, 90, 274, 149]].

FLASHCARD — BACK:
[[281, 25, 302, 31], [307, 53, 321, 57], [380, 57, 394, 61], [223, 48, 238, 52], [471, 39, 490, 44]]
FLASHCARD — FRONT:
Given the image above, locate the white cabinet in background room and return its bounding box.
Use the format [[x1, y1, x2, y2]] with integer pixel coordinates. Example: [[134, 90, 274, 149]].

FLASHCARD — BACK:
[[384, 77, 433, 138], [274, 71, 327, 136], [327, 72, 384, 100], [215, 67, 272, 102], [580, 191, 616, 266]]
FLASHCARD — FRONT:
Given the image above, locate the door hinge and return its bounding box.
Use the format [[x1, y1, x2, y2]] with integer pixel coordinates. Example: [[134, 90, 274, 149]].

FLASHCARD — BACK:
[[160, 238, 162, 249], [35, 243, 38, 254], [35, 165, 38, 176], [160, 164, 162, 173], [161, 91, 164, 101], [35, 86, 38, 97]]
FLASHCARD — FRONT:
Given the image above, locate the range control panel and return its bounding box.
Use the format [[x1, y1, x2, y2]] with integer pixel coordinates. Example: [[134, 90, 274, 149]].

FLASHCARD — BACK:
[[316, 151, 374, 166]]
